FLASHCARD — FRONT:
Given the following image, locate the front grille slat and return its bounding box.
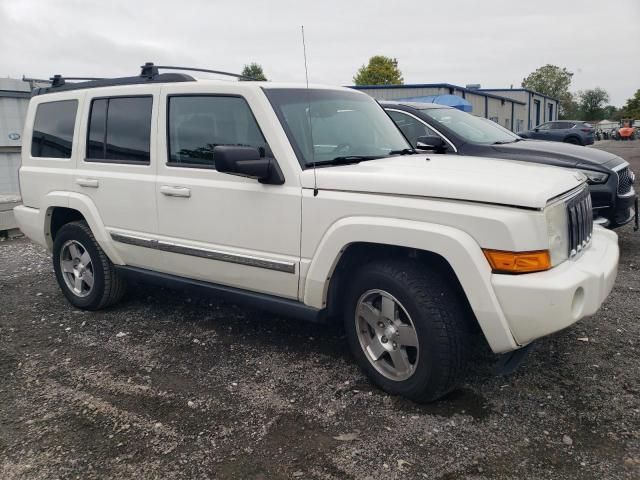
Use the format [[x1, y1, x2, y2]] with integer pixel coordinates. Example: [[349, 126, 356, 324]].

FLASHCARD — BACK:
[[566, 187, 593, 256], [617, 167, 633, 195]]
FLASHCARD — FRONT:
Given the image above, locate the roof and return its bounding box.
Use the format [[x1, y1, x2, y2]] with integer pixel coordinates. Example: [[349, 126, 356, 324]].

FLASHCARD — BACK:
[[349, 83, 526, 105], [0, 78, 31, 99], [478, 88, 559, 102], [380, 100, 448, 110], [395, 95, 472, 112]]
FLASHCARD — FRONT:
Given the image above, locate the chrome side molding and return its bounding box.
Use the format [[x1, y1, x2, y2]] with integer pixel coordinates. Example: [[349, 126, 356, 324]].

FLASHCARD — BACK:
[[110, 232, 296, 274]]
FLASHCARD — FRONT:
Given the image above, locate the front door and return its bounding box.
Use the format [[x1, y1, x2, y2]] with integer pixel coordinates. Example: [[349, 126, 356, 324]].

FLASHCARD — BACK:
[[152, 88, 302, 300]]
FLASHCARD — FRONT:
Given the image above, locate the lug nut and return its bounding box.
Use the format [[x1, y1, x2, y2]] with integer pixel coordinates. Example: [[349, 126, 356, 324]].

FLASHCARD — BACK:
[[392, 342, 398, 349], [381, 336, 388, 344], [378, 322, 384, 328]]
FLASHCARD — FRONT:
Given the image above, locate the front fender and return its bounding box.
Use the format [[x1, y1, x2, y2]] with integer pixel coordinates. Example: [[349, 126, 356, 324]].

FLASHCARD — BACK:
[[303, 216, 518, 353]]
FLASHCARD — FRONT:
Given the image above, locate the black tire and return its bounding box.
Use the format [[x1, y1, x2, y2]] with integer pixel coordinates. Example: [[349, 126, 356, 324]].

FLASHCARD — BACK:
[[564, 136, 582, 145], [344, 259, 470, 403], [52, 221, 126, 310]]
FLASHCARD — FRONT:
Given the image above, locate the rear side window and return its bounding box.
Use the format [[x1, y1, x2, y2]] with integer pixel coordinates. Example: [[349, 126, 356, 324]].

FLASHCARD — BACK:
[[31, 100, 78, 158], [167, 95, 267, 168], [86, 96, 152, 164]]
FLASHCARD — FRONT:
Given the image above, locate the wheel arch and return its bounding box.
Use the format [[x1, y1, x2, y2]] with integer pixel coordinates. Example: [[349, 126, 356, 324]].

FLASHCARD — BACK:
[[303, 216, 519, 353], [564, 134, 582, 145], [43, 192, 124, 265]]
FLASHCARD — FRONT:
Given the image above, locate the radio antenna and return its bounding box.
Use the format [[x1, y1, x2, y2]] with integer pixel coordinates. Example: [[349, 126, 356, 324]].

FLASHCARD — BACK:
[[301, 25, 318, 197]]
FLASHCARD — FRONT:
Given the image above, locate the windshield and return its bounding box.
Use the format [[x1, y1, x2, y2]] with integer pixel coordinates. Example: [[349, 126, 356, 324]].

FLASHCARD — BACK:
[[422, 107, 520, 145], [264, 88, 411, 166]]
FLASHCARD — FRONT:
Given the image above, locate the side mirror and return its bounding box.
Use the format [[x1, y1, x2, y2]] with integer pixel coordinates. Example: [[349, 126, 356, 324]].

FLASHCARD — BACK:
[[213, 146, 284, 185], [416, 135, 448, 153], [534, 127, 539, 132]]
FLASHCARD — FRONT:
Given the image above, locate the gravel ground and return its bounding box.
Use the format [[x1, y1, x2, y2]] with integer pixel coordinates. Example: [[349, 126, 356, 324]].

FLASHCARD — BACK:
[[1, 142, 638, 480]]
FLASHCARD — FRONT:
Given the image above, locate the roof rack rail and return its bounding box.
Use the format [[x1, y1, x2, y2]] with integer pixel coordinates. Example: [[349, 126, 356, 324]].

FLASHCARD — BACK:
[[31, 61, 259, 97], [142, 63, 256, 81]]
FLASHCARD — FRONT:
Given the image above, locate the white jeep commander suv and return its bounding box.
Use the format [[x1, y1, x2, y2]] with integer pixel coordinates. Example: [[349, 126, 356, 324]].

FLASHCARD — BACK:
[[14, 64, 619, 402]]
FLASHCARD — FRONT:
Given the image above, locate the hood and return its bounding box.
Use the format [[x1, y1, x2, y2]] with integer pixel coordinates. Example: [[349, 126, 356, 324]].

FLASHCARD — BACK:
[[301, 154, 584, 209], [491, 139, 624, 169]]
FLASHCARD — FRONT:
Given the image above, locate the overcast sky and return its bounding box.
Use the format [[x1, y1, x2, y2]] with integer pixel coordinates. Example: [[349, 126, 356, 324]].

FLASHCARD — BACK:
[[1, 0, 638, 106]]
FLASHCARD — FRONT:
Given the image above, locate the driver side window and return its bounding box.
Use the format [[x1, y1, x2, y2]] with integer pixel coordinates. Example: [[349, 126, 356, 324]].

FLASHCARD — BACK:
[[537, 123, 552, 131], [386, 110, 439, 147]]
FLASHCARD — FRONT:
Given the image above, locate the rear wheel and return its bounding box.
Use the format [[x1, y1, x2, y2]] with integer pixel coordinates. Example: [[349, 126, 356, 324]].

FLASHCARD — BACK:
[[344, 259, 470, 403], [564, 136, 582, 145], [53, 221, 126, 310]]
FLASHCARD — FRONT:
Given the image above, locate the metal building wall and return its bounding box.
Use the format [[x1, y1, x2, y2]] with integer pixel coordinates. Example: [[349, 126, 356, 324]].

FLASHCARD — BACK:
[[0, 78, 30, 196], [479, 89, 559, 129], [0, 78, 31, 230], [355, 85, 525, 132]]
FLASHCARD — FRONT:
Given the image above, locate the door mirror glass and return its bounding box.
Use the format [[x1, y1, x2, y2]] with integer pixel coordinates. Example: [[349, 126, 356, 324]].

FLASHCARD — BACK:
[[213, 146, 284, 185], [416, 135, 448, 153]]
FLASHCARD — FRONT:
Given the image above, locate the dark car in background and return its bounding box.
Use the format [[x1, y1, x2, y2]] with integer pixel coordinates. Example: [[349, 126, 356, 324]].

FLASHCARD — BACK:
[[518, 120, 595, 145], [382, 101, 637, 229]]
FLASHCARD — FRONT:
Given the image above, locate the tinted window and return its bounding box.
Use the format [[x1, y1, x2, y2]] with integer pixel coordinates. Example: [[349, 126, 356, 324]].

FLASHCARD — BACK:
[[87, 96, 152, 164], [31, 100, 78, 158], [422, 108, 519, 145], [168, 96, 267, 168], [87, 99, 107, 159], [386, 110, 439, 147]]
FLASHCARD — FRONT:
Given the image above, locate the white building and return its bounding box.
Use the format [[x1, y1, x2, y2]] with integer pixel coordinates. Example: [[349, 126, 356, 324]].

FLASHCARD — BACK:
[[479, 88, 559, 130]]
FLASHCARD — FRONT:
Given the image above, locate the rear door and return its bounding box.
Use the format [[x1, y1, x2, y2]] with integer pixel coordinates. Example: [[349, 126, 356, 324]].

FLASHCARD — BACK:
[[73, 87, 159, 266], [152, 85, 302, 299]]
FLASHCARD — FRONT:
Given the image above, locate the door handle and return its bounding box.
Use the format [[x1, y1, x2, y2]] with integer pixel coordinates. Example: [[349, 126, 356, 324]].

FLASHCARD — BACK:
[[75, 178, 99, 188], [160, 185, 191, 198]]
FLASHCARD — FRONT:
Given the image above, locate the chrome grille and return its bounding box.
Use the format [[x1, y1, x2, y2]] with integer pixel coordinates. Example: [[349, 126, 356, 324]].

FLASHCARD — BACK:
[[617, 167, 633, 195], [566, 187, 593, 257]]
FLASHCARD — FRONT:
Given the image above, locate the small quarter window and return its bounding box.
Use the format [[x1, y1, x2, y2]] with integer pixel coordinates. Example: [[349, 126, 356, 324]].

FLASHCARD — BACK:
[[167, 96, 267, 168], [31, 100, 78, 158], [86, 96, 152, 164]]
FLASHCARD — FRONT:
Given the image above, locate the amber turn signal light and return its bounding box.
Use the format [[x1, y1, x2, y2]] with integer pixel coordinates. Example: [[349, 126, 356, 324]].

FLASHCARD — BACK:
[[483, 249, 551, 274]]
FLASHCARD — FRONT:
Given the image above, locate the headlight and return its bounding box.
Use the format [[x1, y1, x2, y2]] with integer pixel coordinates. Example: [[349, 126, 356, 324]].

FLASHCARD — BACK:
[[577, 168, 608, 184], [545, 199, 569, 266]]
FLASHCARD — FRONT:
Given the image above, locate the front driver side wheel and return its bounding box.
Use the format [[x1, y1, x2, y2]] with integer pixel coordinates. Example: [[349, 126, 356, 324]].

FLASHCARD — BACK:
[[52, 221, 126, 310]]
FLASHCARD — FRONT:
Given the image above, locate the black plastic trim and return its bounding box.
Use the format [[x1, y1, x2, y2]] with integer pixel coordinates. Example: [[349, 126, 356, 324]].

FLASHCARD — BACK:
[[32, 73, 194, 96], [115, 266, 325, 323]]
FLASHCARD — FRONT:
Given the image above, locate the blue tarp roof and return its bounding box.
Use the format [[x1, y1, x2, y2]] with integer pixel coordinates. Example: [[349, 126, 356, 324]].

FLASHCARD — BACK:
[[396, 94, 473, 112]]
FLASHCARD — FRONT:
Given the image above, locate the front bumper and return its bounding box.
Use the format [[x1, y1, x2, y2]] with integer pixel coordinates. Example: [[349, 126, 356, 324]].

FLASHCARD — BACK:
[[591, 184, 637, 229], [491, 227, 619, 346]]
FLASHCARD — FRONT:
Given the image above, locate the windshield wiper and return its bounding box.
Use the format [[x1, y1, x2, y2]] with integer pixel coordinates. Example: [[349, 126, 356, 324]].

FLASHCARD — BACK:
[[311, 155, 381, 167], [388, 148, 418, 155]]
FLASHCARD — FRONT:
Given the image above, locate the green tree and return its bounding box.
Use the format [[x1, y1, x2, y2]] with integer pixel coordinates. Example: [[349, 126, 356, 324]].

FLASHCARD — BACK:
[[559, 92, 580, 120], [621, 89, 640, 119], [577, 87, 610, 121], [240, 63, 267, 81], [602, 105, 619, 120], [522, 64, 573, 116], [353, 56, 403, 86]]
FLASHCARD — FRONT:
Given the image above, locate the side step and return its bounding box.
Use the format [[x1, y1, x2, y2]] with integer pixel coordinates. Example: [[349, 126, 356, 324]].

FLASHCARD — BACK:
[[115, 265, 326, 324]]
